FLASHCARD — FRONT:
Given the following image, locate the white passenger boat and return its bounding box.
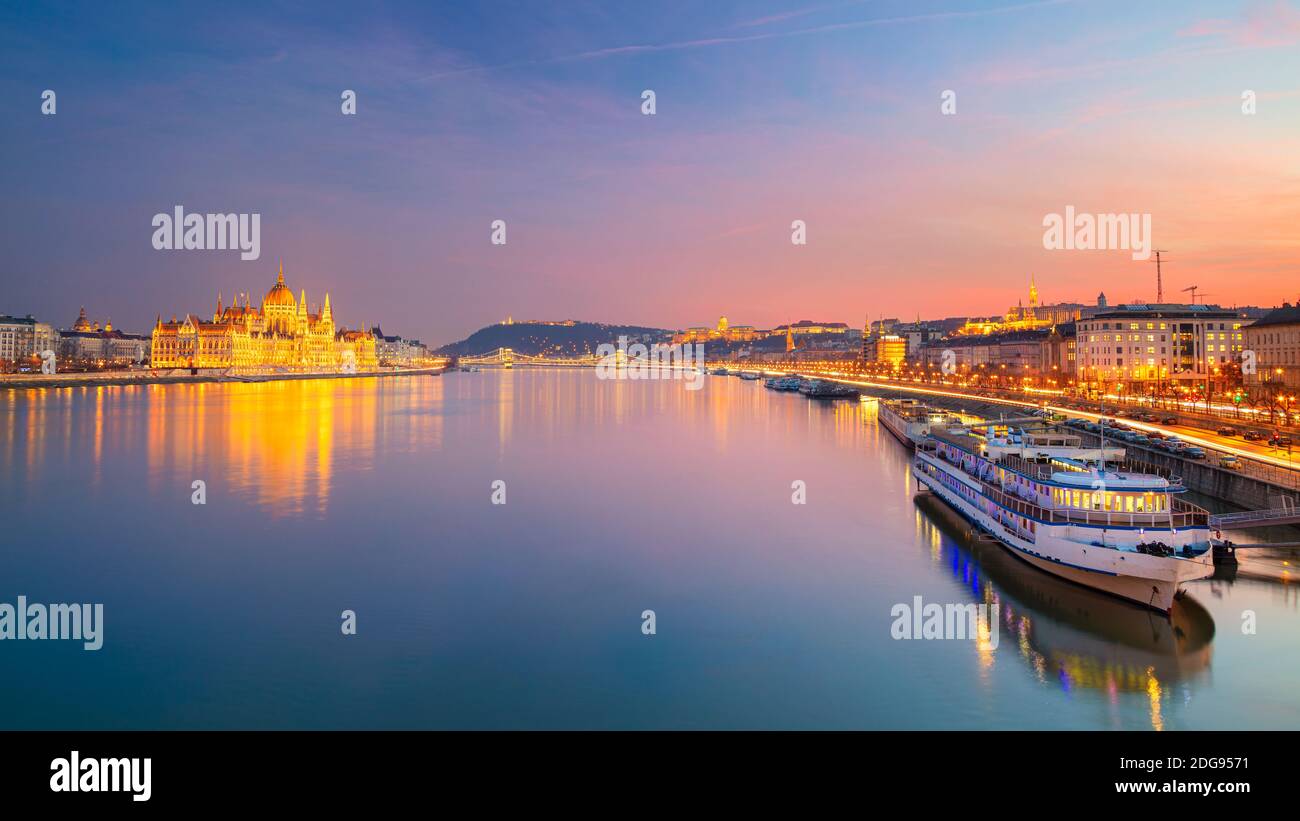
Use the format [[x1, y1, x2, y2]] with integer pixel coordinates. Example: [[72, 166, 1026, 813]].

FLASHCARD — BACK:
[[912, 423, 1215, 613], [878, 398, 962, 449]]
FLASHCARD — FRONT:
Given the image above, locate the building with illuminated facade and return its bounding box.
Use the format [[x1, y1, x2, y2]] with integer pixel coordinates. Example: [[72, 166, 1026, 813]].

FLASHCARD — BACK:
[[1075, 304, 1243, 393], [59, 308, 151, 365], [0, 314, 56, 365], [1243, 303, 1300, 391], [772, 319, 849, 338], [956, 277, 1094, 336], [674, 315, 762, 344], [920, 328, 1048, 375], [874, 334, 907, 368], [151, 264, 377, 372]]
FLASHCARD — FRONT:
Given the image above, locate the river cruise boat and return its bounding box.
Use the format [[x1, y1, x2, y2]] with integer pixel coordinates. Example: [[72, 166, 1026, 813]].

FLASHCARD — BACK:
[[912, 423, 1214, 613], [765, 376, 801, 391], [878, 398, 962, 448], [800, 380, 858, 399]]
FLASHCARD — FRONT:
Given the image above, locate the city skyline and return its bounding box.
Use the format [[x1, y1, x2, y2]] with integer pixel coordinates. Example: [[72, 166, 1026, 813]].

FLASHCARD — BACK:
[[4, 269, 1280, 350], [5, 1, 1300, 342], [5, 0, 1300, 767]]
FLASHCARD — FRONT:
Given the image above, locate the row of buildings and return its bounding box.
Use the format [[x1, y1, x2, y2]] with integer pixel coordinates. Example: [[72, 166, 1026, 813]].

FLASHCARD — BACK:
[[1, 309, 151, 370], [673, 316, 851, 346], [1, 265, 434, 373], [874, 299, 1300, 397], [694, 278, 1297, 398]]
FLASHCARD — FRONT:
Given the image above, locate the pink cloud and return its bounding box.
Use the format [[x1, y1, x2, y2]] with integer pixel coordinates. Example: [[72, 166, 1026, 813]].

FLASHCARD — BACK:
[[1179, 1, 1300, 47]]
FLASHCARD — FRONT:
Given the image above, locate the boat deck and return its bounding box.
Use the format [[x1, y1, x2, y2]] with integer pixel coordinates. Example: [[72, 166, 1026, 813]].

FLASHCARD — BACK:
[[918, 448, 1209, 532]]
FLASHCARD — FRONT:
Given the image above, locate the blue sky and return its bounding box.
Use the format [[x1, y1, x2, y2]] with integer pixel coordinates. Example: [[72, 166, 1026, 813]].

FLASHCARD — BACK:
[[3, 1, 1299, 342]]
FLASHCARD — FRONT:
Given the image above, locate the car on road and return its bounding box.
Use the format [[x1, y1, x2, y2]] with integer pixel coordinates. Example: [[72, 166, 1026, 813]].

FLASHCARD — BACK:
[[1183, 447, 1207, 460], [1160, 416, 1178, 425], [1219, 455, 1242, 470], [1243, 430, 1263, 441], [1270, 434, 1294, 448], [1217, 427, 1238, 437]]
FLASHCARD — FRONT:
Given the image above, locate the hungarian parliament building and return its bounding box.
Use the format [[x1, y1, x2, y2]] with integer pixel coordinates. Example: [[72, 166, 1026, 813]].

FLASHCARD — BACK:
[[151, 265, 378, 372]]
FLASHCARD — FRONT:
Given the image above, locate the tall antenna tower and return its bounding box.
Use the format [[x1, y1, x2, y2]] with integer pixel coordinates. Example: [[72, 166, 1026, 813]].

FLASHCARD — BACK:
[[1151, 250, 1168, 303]]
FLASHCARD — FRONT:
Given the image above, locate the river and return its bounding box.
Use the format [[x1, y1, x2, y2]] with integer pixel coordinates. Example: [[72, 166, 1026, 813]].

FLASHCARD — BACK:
[[1, 369, 1297, 729]]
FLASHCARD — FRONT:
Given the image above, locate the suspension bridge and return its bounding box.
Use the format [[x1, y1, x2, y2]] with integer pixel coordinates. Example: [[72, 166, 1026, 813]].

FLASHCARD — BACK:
[[456, 347, 708, 371], [456, 348, 601, 368]]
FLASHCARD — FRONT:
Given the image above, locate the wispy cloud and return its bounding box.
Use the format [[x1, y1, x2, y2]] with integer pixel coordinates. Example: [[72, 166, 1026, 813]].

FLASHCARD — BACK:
[[425, 0, 1078, 80], [1178, 0, 1300, 47], [713, 222, 768, 239], [733, 1, 866, 29]]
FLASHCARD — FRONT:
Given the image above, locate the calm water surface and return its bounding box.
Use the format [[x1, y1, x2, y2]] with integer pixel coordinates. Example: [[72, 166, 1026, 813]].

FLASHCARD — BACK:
[[2, 370, 1298, 729]]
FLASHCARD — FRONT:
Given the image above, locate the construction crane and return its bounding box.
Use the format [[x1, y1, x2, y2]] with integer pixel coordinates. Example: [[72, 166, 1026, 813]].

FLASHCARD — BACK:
[[1182, 285, 1212, 304], [1151, 250, 1168, 303]]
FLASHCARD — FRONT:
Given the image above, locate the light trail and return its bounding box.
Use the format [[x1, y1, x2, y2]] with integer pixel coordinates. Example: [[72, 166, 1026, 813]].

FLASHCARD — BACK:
[[746, 365, 1300, 473]]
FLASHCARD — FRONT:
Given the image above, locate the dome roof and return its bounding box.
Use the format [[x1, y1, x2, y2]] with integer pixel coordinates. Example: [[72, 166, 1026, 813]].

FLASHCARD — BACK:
[[264, 264, 296, 308]]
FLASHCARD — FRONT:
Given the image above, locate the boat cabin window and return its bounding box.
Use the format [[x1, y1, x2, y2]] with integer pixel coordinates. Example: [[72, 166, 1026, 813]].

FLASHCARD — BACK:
[[1051, 487, 1167, 512]]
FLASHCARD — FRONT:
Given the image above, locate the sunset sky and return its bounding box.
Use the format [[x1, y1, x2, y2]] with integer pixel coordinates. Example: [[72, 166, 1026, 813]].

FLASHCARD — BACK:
[[3, 0, 1300, 344]]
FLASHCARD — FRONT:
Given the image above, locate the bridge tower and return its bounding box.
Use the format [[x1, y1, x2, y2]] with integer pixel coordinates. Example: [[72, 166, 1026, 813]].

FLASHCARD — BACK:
[[502, 347, 514, 369]]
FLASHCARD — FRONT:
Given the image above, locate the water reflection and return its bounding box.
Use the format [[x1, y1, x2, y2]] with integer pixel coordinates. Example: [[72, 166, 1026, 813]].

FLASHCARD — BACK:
[[915, 494, 1215, 729], [2, 376, 448, 517], [2, 370, 1295, 729]]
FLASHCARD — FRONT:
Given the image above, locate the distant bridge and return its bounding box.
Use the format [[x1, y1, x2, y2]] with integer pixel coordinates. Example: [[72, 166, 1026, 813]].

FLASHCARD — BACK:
[[457, 348, 600, 368], [457, 347, 706, 371]]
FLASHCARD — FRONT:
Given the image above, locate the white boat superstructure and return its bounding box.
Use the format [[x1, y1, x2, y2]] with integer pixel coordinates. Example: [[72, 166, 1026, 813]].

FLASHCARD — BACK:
[[912, 422, 1215, 613], [878, 398, 963, 448]]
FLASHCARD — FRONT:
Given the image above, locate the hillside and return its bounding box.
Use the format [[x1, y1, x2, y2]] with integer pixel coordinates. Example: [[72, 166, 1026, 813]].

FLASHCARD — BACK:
[[437, 321, 672, 357]]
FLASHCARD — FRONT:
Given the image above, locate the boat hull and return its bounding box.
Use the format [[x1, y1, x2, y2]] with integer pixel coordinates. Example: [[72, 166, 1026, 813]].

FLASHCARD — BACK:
[[879, 407, 916, 448], [912, 463, 1214, 613]]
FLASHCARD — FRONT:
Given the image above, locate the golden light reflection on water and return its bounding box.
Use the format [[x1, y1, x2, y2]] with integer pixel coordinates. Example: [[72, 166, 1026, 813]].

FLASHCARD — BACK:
[[913, 492, 1214, 730], [3, 375, 448, 518], [1146, 671, 1165, 731]]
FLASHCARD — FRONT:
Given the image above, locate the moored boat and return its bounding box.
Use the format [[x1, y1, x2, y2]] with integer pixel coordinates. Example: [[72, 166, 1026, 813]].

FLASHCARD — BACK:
[[911, 422, 1215, 613], [801, 380, 859, 399], [764, 376, 802, 391], [878, 398, 961, 448]]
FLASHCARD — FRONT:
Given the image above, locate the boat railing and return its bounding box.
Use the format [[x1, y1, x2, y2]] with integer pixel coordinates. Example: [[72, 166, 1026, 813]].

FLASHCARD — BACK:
[[993, 452, 1187, 492], [924, 450, 1208, 529]]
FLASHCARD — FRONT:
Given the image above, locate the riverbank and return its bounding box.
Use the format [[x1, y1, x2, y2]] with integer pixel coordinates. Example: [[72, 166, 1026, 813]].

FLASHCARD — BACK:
[[0, 366, 447, 391]]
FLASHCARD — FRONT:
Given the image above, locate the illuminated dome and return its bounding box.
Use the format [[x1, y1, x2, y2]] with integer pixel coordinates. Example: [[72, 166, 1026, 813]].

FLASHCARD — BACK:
[[264, 264, 296, 309]]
